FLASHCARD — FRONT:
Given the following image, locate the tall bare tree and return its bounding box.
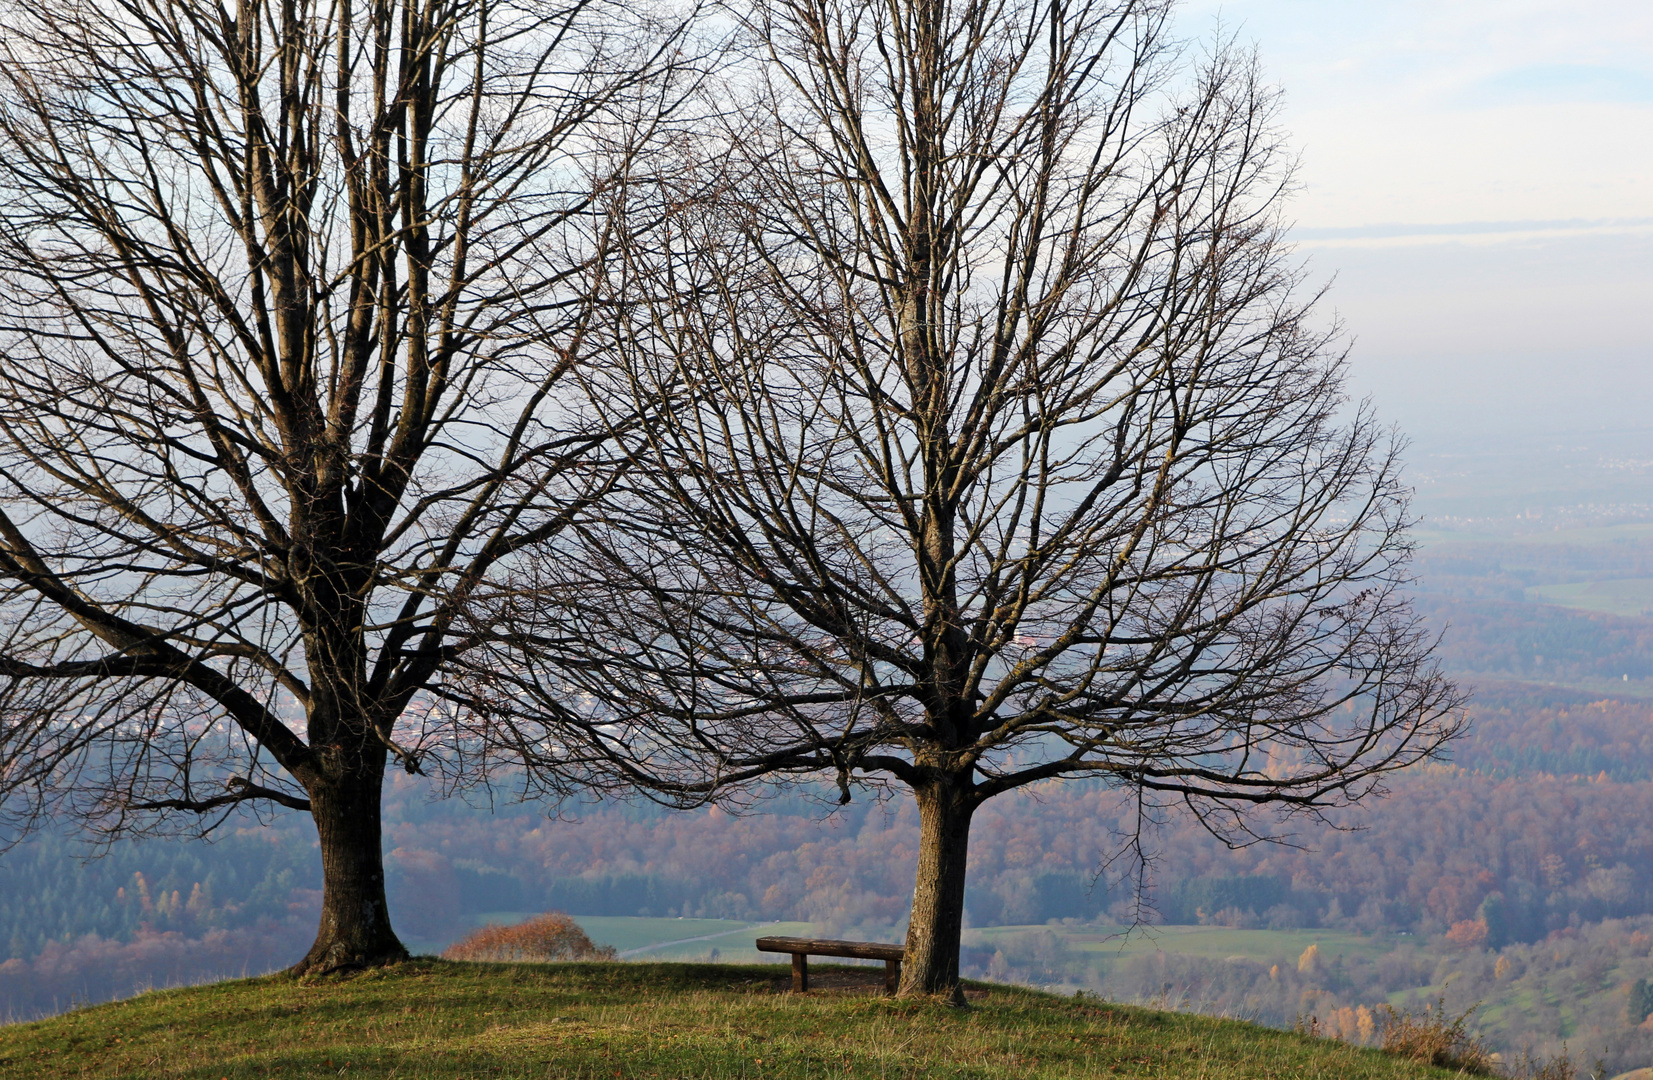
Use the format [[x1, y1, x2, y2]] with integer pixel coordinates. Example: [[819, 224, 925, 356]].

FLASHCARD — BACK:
[[458, 0, 1465, 997], [0, 0, 691, 972]]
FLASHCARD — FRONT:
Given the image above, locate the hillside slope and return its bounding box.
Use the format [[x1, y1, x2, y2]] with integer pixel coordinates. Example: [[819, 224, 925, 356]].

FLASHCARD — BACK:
[[0, 960, 1455, 1079]]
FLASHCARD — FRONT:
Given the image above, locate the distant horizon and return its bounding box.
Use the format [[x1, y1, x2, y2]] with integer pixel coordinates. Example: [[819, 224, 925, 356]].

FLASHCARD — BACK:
[[1175, 1, 1651, 489]]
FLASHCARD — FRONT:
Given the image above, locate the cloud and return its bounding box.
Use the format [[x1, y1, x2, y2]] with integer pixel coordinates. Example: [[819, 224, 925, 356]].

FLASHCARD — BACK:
[[1173, 2, 1653, 227], [1291, 218, 1653, 248], [1456, 64, 1653, 107]]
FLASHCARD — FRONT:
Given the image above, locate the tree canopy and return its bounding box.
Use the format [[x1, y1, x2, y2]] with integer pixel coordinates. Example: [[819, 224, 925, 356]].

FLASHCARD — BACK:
[[456, 0, 1464, 996], [0, 0, 693, 971]]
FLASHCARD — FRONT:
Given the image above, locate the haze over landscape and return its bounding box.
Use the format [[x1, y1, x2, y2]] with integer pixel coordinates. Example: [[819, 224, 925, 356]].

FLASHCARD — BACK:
[[1206, 0, 1651, 530], [1, 0, 1650, 1074]]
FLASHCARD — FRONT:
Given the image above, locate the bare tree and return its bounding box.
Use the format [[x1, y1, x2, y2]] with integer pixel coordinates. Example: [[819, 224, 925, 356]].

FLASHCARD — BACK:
[[456, 0, 1465, 998], [0, 0, 692, 972]]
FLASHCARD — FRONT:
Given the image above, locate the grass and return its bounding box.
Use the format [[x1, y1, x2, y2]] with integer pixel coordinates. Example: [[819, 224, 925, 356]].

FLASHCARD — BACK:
[[569, 918, 765, 953], [573, 919, 815, 961], [406, 915, 814, 961], [1411, 522, 1653, 549], [1527, 578, 1653, 618], [467, 917, 756, 954], [0, 959, 1461, 1079], [1443, 669, 1653, 701], [965, 924, 1400, 970], [429, 916, 818, 962]]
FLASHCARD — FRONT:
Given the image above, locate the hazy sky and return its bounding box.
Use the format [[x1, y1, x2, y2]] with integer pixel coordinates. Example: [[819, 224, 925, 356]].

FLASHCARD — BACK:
[[1178, 0, 1652, 446]]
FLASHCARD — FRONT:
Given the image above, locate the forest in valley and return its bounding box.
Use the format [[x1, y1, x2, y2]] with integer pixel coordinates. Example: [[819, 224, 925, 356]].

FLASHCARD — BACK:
[[11, 684, 1653, 960], [7, 521, 1653, 1065]]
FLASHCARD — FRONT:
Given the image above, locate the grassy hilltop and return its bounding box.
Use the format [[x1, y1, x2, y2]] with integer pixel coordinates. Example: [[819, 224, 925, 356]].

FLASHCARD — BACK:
[[0, 960, 1457, 1079]]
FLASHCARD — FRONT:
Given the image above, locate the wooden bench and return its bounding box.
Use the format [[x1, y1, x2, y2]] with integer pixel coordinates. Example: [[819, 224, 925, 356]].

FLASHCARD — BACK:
[[755, 935, 905, 994]]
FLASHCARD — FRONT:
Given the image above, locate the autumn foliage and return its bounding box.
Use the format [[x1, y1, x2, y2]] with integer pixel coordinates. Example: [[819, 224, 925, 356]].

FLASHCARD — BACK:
[[1446, 917, 1491, 948], [441, 913, 616, 963]]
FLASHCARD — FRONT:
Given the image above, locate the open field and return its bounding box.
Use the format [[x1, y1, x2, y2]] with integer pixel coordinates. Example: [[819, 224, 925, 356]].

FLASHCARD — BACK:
[[1444, 670, 1653, 700], [465, 917, 767, 954], [1412, 522, 1653, 548], [575, 918, 814, 961], [559, 919, 1400, 971], [1031, 925, 1396, 967], [564, 917, 755, 954], [0, 960, 1459, 1079], [549, 919, 1403, 973], [963, 924, 1404, 986], [449, 917, 818, 962], [1528, 578, 1653, 617]]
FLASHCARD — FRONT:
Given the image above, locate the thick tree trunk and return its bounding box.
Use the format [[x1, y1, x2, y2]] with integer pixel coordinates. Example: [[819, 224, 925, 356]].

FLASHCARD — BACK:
[[291, 756, 407, 975], [898, 775, 976, 1001]]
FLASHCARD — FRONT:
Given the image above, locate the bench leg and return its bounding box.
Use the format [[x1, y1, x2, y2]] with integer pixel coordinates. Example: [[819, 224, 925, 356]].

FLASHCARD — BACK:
[[792, 952, 808, 993], [884, 959, 900, 996]]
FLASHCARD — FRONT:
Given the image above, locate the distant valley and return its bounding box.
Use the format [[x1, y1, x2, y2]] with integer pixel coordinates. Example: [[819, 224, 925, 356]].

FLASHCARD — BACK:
[[6, 425, 1653, 1068]]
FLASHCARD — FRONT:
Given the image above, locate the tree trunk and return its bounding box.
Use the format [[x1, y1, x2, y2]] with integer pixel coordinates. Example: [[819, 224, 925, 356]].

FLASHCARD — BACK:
[[291, 756, 408, 975], [899, 775, 976, 1001]]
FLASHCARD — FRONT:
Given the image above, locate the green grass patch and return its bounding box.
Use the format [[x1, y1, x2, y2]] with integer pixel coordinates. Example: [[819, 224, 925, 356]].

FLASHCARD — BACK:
[[967, 924, 1398, 969], [1443, 670, 1653, 701], [570, 917, 813, 960], [1527, 578, 1653, 617], [1413, 522, 1653, 549], [0, 959, 1458, 1078], [412, 915, 812, 961], [568, 916, 757, 953]]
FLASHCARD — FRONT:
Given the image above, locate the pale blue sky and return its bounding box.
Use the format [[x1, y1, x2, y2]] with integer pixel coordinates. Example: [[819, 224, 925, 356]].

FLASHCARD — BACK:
[[1177, 1, 1652, 447], [1181, 0, 1651, 228]]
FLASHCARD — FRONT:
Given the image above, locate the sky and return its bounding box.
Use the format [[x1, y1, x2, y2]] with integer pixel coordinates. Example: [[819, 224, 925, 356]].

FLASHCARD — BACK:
[[1176, 0, 1652, 454]]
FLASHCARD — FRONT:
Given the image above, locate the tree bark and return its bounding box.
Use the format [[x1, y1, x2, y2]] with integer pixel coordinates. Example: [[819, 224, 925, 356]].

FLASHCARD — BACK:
[[291, 753, 407, 975], [899, 774, 976, 1001]]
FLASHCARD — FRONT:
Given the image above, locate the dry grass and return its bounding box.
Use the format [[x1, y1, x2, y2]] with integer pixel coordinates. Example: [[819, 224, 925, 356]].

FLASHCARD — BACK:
[[1501, 1049, 1580, 1080], [1375, 996, 1497, 1075], [1499, 1044, 1606, 1080], [440, 911, 617, 962]]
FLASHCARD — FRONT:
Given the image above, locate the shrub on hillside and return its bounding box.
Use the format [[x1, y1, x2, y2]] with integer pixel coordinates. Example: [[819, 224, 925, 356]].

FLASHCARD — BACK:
[[1377, 996, 1496, 1075], [441, 913, 616, 962]]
